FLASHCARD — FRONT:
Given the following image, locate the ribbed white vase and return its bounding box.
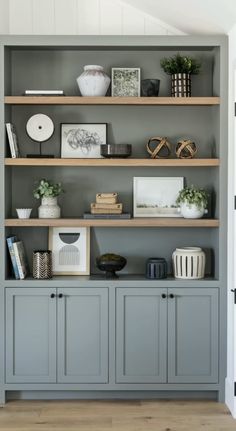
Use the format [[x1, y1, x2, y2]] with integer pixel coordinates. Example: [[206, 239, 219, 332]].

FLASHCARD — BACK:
[[172, 247, 206, 279], [77, 65, 110, 96], [38, 197, 61, 219]]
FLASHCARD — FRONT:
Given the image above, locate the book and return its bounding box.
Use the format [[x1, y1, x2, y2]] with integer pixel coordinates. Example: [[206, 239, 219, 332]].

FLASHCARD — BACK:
[[91, 208, 122, 214], [6, 236, 20, 279], [13, 241, 28, 280], [91, 203, 123, 210], [24, 90, 65, 95], [96, 193, 118, 204], [6, 123, 20, 158], [84, 212, 131, 219]]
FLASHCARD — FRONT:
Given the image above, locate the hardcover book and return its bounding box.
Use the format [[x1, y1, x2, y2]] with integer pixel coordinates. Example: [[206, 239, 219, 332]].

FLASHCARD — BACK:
[[84, 212, 131, 219], [12, 241, 28, 280], [6, 123, 20, 158], [6, 236, 20, 279]]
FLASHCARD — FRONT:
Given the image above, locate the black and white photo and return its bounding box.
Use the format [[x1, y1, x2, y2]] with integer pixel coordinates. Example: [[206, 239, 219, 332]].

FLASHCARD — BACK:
[[61, 123, 107, 158]]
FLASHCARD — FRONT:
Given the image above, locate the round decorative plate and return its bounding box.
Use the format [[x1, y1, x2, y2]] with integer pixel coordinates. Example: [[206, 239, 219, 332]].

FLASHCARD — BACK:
[[26, 114, 54, 142]]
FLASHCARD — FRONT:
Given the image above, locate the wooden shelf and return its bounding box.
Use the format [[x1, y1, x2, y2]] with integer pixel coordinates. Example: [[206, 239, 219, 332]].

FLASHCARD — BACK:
[[4, 96, 220, 106], [5, 218, 219, 228], [5, 158, 220, 167]]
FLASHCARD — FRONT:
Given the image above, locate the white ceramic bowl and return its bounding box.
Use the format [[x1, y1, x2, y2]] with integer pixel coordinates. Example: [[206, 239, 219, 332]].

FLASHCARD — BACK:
[[16, 208, 32, 219]]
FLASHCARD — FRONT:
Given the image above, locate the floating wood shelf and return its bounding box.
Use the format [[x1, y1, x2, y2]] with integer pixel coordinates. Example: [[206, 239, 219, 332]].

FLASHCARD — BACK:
[[5, 158, 220, 167], [4, 96, 220, 106], [5, 218, 219, 228]]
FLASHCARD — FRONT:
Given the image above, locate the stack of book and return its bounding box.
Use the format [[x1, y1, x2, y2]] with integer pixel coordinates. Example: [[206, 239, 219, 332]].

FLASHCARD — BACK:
[[6, 236, 28, 279], [6, 123, 20, 158], [84, 193, 131, 219]]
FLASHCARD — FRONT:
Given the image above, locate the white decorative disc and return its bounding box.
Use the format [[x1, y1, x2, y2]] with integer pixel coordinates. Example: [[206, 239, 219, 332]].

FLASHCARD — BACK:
[[26, 114, 54, 142]]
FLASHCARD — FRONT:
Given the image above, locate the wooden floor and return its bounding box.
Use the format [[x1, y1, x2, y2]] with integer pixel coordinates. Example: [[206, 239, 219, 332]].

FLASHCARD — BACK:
[[0, 400, 235, 430]]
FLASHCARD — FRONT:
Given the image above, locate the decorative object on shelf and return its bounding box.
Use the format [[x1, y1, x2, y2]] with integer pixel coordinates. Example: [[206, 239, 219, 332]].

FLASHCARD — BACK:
[[141, 79, 160, 97], [33, 179, 63, 219], [133, 177, 184, 218], [6, 123, 20, 158], [176, 185, 208, 219], [61, 123, 107, 158], [146, 137, 171, 159], [89, 192, 124, 216], [112, 68, 141, 97], [172, 247, 206, 279], [175, 139, 197, 159], [160, 53, 201, 97], [96, 253, 127, 278], [49, 227, 90, 275], [77, 65, 110, 96], [16, 208, 32, 219], [146, 258, 167, 279], [100, 144, 132, 158], [26, 113, 55, 158], [33, 250, 52, 279]]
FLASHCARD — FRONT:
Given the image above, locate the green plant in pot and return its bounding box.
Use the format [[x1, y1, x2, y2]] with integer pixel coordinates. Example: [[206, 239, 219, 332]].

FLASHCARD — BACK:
[[176, 185, 208, 219], [160, 53, 201, 97], [33, 179, 64, 219]]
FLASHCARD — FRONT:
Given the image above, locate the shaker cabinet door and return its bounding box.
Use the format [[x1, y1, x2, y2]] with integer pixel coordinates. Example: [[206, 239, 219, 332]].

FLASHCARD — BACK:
[[116, 288, 167, 383], [168, 288, 219, 383], [6, 288, 57, 383], [57, 288, 108, 383]]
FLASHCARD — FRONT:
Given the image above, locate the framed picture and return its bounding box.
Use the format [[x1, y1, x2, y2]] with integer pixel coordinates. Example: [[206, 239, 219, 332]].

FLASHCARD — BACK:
[[133, 177, 184, 218], [49, 227, 90, 275], [61, 123, 107, 158], [112, 68, 141, 97]]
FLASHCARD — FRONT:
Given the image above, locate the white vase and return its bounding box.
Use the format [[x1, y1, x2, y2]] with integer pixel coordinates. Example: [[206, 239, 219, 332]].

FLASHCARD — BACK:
[[77, 65, 110, 96], [172, 247, 206, 279], [178, 202, 208, 219], [38, 197, 61, 219]]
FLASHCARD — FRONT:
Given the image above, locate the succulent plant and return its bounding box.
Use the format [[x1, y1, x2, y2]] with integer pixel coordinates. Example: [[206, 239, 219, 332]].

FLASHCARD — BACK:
[[33, 179, 64, 199]]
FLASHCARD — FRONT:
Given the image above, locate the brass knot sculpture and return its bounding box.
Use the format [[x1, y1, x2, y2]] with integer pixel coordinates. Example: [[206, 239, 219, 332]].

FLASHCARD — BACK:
[[146, 136, 171, 159], [175, 139, 197, 159]]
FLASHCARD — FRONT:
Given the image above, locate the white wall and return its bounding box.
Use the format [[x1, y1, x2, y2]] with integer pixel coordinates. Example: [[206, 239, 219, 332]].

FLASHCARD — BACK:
[[0, 0, 183, 35]]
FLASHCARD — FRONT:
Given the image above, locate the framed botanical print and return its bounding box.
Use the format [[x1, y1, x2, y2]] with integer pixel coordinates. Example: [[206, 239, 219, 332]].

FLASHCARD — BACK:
[[111, 68, 141, 97]]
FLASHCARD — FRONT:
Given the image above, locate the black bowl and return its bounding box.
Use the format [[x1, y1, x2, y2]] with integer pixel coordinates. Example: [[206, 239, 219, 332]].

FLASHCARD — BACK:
[[101, 144, 132, 158], [96, 253, 127, 278]]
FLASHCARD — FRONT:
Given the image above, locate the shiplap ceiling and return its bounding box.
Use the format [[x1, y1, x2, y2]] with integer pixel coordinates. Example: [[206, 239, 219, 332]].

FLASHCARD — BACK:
[[125, 0, 236, 34]]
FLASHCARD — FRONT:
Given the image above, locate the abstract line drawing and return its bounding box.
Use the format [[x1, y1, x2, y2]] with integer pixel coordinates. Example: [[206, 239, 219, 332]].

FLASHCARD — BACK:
[[61, 124, 107, 158]]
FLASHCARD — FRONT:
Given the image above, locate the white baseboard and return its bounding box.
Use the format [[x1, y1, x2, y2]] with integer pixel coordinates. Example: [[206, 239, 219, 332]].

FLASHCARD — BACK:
[[225, 378, 236, 418]]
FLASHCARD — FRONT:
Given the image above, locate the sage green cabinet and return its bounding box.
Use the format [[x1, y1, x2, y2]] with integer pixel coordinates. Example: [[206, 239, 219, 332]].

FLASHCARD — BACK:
[[6, 287, 109, 384], [6, 288, 57, 383], [116, 288, 168, 383], [116, 287, 218, 384]]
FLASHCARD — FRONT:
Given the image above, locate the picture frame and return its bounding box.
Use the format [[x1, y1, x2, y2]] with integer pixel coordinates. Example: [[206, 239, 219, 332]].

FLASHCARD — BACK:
[[48, 227, 90, 275], [61, 123, 107, 158], [111, 68, 141, 97], [133, 177, 184, 218]]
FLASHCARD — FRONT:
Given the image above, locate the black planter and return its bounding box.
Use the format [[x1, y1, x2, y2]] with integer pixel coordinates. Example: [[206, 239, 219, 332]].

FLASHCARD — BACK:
[[96, 253, 127, 278], [146, 258, 167, 279], [141, 79, 160, 97]]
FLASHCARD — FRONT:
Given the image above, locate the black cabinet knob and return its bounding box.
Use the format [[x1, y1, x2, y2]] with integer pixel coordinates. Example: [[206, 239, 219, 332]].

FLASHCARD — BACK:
[[169, 293, 174, 299], [161, 293, 166, 299], [50, 293, 55, 299], [58, 293, 63, 298]]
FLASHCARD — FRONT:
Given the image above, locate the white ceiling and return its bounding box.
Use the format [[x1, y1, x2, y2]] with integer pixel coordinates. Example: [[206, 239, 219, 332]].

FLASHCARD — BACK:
[[123, 0, 236, 34]]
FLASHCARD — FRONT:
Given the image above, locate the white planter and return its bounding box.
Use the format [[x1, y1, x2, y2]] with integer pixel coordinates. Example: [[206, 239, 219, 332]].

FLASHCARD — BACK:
[[38, 197, 61, 219], [77, 65, 110, 96], [172, 247, 206, 279], [178, 202, 208, 219]]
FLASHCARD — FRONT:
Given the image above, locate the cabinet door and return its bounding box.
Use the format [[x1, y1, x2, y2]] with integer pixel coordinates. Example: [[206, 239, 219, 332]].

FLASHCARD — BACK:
[[57, 288, 108, 383], [116, 288, 167, 383], [6, 288, 57, 383], [168, 288, 218, 383]]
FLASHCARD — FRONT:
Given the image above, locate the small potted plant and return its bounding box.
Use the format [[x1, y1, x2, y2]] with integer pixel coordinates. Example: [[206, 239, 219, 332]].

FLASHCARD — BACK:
[[160, 53, 201, 97], [33, 179, 63, 219], [176, 185, 208, 219]]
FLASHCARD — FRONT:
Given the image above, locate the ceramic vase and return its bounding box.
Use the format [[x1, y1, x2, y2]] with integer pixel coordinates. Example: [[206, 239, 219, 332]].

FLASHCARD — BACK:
[[172, 247, 206, 279], [38, 196, 61, 219], [178, 203, 208, 219], [77, 65, 110, 96]]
